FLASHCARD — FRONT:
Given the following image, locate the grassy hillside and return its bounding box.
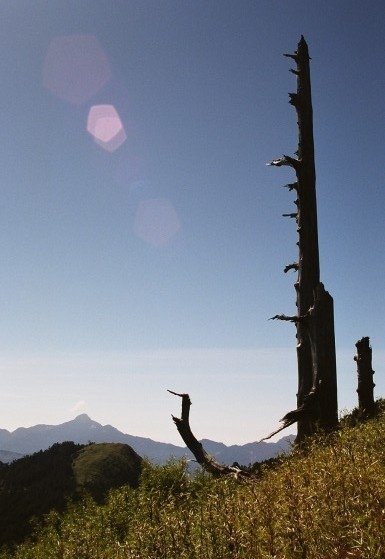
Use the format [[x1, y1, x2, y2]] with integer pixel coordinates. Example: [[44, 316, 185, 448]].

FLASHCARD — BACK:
[[0, 442, 142, 548], [73, 442, 142, 500], [3, 406, 385, 559]]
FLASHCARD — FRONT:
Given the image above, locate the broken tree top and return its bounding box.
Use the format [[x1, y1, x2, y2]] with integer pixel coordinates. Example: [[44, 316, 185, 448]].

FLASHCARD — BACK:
[[284, 35, 311, 62]]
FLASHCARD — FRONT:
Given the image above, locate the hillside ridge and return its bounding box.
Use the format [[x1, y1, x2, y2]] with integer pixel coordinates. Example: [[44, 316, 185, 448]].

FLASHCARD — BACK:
[[0, 414, 293, 465]]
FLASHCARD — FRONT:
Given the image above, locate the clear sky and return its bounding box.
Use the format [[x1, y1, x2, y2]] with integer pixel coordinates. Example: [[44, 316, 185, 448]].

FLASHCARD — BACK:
[[0, 1, 384, 445]]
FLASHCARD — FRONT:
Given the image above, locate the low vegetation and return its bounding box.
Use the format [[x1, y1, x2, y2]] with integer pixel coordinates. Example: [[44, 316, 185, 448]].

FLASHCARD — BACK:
[[2, 404, 385, 558], [73, 442, 142, 501], [0, 442, 141, 547], [0, 441, 82, 546]]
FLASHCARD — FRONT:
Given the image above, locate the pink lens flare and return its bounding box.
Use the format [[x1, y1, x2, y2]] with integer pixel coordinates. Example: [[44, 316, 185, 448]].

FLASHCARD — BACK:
[[87, 105, 127, 152], [134, 199, 181, 247], [43, 35, 111, 105]]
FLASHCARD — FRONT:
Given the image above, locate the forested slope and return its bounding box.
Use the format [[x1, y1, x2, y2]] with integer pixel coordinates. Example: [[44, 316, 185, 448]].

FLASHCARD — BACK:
[[0, 441, 141, 547]]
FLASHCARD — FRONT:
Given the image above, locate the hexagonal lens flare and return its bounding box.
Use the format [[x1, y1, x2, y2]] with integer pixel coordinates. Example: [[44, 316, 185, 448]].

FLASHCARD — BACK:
[[43, 35, 111, 105], [87, 105, 127, 152]]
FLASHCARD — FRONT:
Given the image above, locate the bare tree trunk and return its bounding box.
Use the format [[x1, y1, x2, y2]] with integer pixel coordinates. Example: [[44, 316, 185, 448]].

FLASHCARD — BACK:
[[308, 283, 338, 431], [269, 37, 338, 442], [354, 337, 375, 415], [170, 38, 340, 458], [290, 36, 320, 441]]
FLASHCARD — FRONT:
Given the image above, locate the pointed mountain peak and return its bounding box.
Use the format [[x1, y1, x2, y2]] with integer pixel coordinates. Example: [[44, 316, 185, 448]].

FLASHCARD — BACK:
[[73, 413, 93, 423]]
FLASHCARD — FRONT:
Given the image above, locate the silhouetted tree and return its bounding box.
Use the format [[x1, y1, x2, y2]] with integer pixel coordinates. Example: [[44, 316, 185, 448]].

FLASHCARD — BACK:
[[269, 37, 338, 442], [355, 336, 375, 415], [169, 38, 339, 472]]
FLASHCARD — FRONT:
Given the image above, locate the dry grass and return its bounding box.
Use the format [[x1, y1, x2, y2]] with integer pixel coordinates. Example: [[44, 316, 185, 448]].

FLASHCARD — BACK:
[[3, 408, 385, 559]]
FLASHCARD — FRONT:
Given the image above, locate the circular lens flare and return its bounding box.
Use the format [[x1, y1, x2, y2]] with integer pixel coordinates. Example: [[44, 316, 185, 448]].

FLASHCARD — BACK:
[[43, 35, 111, 105], [134, 199, 181, 247]]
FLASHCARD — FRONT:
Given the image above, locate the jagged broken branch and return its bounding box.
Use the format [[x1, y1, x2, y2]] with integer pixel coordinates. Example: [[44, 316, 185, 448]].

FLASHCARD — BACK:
[[283, 182, 298, 191], [284, 263, 299, 274], [259, 388, 319, 442], [267, 155, 300, 171], [270, 314, 301, 323]]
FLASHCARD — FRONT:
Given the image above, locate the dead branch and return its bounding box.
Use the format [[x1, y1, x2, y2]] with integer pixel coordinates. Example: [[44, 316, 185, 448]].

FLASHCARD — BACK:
[[283, 52, 299, 62], [283, 182, 298, 191], [168, 390, 251, 478], [282, 212, 298, 219], [288, 92, 300, 107], [267, 155, 300, 171], [284, 263, 299, 274], [260, 387, 319, 442], [259, 421, 295, 442], [269, 314, 305, 323]]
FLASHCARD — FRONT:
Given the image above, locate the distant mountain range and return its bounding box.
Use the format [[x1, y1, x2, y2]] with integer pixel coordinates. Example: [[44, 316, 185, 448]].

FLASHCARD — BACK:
[[0, 414, 293, 465]]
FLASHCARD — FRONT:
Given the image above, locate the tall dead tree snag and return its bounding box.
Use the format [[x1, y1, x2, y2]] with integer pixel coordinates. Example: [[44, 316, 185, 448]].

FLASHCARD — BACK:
[[354, 337, 375, 415], [169, 37, 339, 471], [268, 37, 338, 442]]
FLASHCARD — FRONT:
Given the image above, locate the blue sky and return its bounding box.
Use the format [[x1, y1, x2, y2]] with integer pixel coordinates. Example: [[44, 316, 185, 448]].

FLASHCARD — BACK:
[[0, 1, 384, 444]]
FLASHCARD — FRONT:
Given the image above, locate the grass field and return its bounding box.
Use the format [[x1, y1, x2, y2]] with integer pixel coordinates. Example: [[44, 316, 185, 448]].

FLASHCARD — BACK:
[[2, 406, 385, 559]]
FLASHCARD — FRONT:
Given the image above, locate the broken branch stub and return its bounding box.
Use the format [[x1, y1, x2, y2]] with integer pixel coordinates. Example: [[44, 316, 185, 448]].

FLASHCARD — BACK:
[[267, 155, 300, 171], [269, 313, 307, 323], [284, 263, 299, 274], [283, 182, 298, 191], [282, 212, 298, 219]]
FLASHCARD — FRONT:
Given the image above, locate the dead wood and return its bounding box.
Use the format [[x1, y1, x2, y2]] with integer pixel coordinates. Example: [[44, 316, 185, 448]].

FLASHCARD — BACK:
[[307, 283, 338, 431], [260, 386, 319, 442], [263, 282, 338, 440], [268, 36, 338, 442], [355, 337, 375, 415], [168, 390, 251, 478], [284, 263, 299, 274]]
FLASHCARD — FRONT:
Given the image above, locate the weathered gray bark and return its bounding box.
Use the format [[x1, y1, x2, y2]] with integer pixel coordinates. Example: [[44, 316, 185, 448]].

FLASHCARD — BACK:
[[354, 337, 375, 415], [269, 37, 338, 442]]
